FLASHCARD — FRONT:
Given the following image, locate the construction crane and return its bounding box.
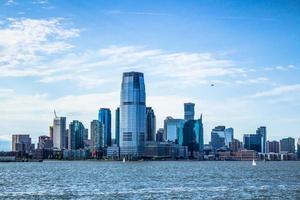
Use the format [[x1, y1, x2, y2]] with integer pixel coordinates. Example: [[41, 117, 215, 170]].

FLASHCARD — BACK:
[[54, 110, 57, 118]]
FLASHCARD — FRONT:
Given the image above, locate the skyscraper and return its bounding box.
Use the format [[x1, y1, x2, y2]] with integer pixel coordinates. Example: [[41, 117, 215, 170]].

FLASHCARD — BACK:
[[266, 140, 279, 153], [98, 108, 112, 147], [182, 116, 204, 157], [115, 107, 120, 146], [90, 120, 104, 150], [164, 117, 185, 142], [297, 138, 300, 159], [120, 72, 146, 157], [256, 126, 267, 153], [243, 134, 262, 152], [53, 117, 66, 150], [184, 103, 195, 120], [146, 107, 156, 141], [12, 134, 34, 153], [68, 120, 85, 150]]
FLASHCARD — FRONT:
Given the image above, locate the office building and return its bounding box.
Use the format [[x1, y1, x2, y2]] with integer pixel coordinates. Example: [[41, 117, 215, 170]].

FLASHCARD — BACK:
[[119, 72, 146, 156], [182, 116, 204, 157], [84, 128, 88, 140], [49, 126, 53, 139], [266, 140, 279, 153], [184, 103, 195, 120], [256, 126, 267, 153], [90, 120, 104, 150], [98, 108, 112, 147], [12, 134, 34, 153], [37, 135, 53, 150], [280, 137, 295, 153], [211, 126, 233, 150], [156, 128, 165, 142], [146, 107, 156, 141], [297, 138, 300, 159], [115, 107, 120, 146], [164, 117, 185, 143], [53, 117, 66, 150], [68, 120, 85, 150], [229, 139, 242, 152], [243, 133, 262, 152]]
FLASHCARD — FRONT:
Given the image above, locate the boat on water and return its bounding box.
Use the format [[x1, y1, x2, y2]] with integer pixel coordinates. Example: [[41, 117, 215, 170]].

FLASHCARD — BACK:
[[252, 159, 257, 166], [122, 157, 126, 163]]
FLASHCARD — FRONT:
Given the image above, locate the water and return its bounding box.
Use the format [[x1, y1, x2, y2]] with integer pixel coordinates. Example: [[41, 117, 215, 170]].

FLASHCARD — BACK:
[[0, 161, 299, 199]]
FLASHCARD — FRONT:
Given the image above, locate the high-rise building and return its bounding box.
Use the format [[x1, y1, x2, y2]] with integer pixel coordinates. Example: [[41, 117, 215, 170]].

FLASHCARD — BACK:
[[266, 140, 279, 153], [243, 133, 262, 152], [184, 103, 195, 121], [146, 107, 156, 142], [229, 138, 242, 152], [256, 126, 267, 153], [38, 135, 53, 150], [98, 108, 112, 147], [211, 126, 233, 149], [68, 120, 85, 150], [280, 137, 295, 153], [53, 117, 66, 150], [164, 117, 185, 143], [120, 72, 146, 156], [49, 126, 53, 139], [115, 107, 120, 146], [12, 134, 34, 153], [182, 116, 204, 157], [297, 138, 300, 159], [90, 120, 104, 150], [84, 128, 89, 140], [156, 128, 164, 142]]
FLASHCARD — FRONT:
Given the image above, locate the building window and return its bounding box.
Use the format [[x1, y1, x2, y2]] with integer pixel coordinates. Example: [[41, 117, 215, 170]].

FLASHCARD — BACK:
[[123, 132, 132, 141]]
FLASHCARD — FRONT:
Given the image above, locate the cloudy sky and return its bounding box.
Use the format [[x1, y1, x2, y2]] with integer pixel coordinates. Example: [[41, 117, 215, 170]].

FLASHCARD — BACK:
[[0, 0, 299, 150]]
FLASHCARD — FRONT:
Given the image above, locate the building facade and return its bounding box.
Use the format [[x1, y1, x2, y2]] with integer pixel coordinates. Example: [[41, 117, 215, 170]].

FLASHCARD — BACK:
[[256, 126, 267, 153], [184, 103, 195, 121], [12, 134, 34, 153], [115, 107, 120, 146], [37, 135, 53, 150], [164, 117, 185, 143], [266, 140, 279, 153], [146, 107, 156, 142], [280, 137, 295, 153], [68, 120, 85, 150], [119, 72, 146, 157], [90, 120, 104, 150], [243, 133, 262, 152], [98, 108, 112, 147], [53, 117, 66, 150]]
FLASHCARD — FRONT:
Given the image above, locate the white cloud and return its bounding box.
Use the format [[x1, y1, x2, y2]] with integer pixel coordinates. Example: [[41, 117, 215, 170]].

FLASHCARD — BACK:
[[249, 84, 300, 98], [263, 65, 298, 71]]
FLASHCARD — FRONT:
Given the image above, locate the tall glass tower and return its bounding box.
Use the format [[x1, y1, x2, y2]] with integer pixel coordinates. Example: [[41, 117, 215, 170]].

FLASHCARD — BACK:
[[184, 103, 195, 120], [120, 72, 146, 157], [98, 108, 112, 147]]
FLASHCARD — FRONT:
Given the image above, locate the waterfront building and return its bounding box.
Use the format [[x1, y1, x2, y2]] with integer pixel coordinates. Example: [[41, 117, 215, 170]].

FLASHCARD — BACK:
[[90, 120, 104, 150], [164, 117, 185, 142], [37, 135, 53, 150], [49, 126, 53, 139], [229, 138, 242, 152], [98, 108, 112, 147], [146, 107, 156, 141], [243, 133, 262, 152], [119, 72, 146, 157], [115, 107, 120, 146], [297, 138, 300, 159], [266, 140, 279, 153], [256, 126, 267, 153], [143, 141, 188, 159], [53, 116, 67, 150], [68, 120, 85, 150], [280, 137, 295, 153], [184, 103, 195, 121], [156, 128, 165, 142], [211, 126, 233, 150], [12, 134, 34, 153], [182, 116, 204, 157], [107, 144, 120, 159], [84, 128, 89, 140]]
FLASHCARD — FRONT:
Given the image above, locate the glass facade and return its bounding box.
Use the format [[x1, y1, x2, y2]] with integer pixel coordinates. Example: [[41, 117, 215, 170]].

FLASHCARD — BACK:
[[243, 134, 262, 152], [256, 126, 267, 153], [164, 117, 185, 143], [184, 103, 195, 121], [53, 117, 66, 150], [91, 120, 104, 150], [146, 107, 156, 142], [120, 72, 146, 156], [98, 108, 112, 147], [115, 107, 120, 146], [69, 120, 85, 150]]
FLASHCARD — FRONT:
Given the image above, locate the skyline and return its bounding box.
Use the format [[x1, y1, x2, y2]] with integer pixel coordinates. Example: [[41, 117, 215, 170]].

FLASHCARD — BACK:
[[0, 0, 300, 149]]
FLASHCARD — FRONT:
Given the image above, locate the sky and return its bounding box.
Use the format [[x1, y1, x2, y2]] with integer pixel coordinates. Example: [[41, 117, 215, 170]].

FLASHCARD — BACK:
[[0, 0, 299, 150]]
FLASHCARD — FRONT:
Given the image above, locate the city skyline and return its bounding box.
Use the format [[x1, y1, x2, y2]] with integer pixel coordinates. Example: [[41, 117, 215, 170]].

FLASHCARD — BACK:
[[0, 0, 300, 150]]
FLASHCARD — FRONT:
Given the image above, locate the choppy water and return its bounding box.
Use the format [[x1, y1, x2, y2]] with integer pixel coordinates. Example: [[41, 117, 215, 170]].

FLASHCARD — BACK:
[[0, 161, 299, 199]]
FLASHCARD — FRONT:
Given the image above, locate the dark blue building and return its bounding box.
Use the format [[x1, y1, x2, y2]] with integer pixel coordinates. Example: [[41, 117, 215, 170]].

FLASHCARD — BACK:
[[115, 107, 120, 146], [243, 134, 262, 152], [98, 108, 112, 147]]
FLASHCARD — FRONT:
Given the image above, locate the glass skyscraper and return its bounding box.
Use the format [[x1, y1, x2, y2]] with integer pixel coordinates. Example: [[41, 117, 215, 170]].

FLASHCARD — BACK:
[[90, 120, 104, 150], [256, 126, 267, 153], [53, 117, 66, 150], [115, 107, 120, 146], [68, 120, 85, 150], [146, 107, 156, 142], [120, 72, 146, 157], [184, 103, 195, 121], [98, 108, 112, 147]]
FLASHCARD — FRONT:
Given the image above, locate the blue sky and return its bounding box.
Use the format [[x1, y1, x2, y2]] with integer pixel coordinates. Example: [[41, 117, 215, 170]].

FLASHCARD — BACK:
[[0, 0, 299, 150]]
